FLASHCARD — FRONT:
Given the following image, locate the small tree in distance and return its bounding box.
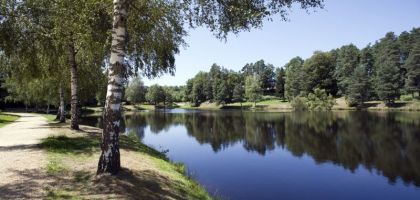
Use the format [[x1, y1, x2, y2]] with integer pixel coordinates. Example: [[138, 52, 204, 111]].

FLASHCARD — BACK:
[[146, 84, 165, 106], [233, 83, 245, 108], [125, 77, 146, 104], [245, 75, 262, 107]]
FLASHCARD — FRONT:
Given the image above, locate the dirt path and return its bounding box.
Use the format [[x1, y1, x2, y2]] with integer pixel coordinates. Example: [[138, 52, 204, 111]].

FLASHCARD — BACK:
[[0, 113, 52, 199]]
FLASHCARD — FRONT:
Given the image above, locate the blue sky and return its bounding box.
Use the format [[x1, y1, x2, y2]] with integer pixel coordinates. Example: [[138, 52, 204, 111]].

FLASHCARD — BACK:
[[143, 0, 420, 86]]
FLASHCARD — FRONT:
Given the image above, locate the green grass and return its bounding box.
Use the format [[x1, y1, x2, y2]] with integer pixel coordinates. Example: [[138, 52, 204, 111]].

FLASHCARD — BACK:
[[41, 135, 100, 155], [82, 106, 104, 113], [0, 113, 20, 128], [124, 103, 180, 111], [39, 114, 58, 122], [151, 157, 212, 200], [46, 154, 68, 175], [41, 135, 100, 176], [132, 104, 156, 110], [180, 99, 291, 111], [40, 132, 212, 199]]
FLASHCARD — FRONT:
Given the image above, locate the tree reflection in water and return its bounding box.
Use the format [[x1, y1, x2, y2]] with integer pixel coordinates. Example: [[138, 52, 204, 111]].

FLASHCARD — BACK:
[[82, 110, 420, 187]]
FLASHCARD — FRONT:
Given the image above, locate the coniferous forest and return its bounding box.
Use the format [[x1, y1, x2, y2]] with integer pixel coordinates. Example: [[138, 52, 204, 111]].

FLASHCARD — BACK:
[[179, 28, 420, 107]]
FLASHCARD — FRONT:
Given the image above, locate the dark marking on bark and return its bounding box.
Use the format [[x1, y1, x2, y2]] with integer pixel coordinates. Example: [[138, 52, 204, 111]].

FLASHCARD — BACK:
[[97, 0, 128, 175], [69, 39, 79, 130]]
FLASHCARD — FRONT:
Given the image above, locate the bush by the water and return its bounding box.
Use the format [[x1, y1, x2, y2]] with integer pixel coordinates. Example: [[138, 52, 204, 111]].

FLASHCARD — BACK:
[[291, 89, 336, 111], [400, 94, 415, 101]]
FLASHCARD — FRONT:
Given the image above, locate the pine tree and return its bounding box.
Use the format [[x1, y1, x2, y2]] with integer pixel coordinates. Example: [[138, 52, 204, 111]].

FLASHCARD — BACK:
[[374, 32, 402, 104], [360, 45, 377, 99], [404, 36, 420, 97], [333, 44, 360, 96], [346, 65, 370, 107]]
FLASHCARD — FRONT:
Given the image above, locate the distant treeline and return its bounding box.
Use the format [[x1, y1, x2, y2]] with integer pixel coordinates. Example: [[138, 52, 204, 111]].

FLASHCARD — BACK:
[[137, 28, 419, 107]]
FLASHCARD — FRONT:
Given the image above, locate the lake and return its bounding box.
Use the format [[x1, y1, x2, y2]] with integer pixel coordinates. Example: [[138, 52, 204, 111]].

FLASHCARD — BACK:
[[81, 110, 420, 200]]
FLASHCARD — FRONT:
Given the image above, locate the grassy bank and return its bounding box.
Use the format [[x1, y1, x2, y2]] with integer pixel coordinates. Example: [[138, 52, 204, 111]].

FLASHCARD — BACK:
[[83, 103, 179, 113], [179, 98, 420, 112], [0, 113, 20, 128], [40, 124, 212, 200], [180, 100, 292, 111], [80, 98, 420, 113]]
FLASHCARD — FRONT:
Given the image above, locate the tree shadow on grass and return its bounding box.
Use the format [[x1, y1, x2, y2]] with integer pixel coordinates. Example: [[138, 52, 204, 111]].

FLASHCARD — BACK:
[[101, 168, 186, 200], [40, 123, 167, 160], [0, 144, 39, 152], [0, 169, 51, 199], [40, 135, 100, 155], [33, 124, 196, 199], [0, 167, 185, 200]]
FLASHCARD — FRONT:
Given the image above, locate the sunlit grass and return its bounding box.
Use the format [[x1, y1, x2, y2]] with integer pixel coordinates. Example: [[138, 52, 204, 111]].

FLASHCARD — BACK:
[[38, 114, 58, 122], [0, 113, 20, 128]]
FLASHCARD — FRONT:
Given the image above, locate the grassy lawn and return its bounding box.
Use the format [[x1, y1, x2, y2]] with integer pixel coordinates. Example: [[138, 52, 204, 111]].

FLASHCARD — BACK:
[[123, 104, 156, 111], [180, 99, 292, 111], [39, 114, 58, 122], [40, 125, 212, 200], [0, 113, 20, 128]]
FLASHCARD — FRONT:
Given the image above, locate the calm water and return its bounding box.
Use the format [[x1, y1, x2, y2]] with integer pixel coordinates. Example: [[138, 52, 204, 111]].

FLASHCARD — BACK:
[[81, 110, 420, 200]]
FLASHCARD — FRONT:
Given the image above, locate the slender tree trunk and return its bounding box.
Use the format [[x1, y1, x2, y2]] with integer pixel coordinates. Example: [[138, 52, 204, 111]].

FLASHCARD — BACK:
[[69, 39, 79, 130], [46, 104, 50, 114], [56, 108, 60, 120], [97, 0, 127, 175], [59, 85, 66, 123]]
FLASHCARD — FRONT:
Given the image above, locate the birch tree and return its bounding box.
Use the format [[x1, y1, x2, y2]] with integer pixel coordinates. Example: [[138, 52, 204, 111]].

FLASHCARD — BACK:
[[98, 0, 324, 174], [1, 0, 110, 128]]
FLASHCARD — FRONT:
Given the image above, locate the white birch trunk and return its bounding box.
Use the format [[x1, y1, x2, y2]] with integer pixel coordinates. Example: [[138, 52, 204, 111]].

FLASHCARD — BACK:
[[69, 40, 79, 130], [97, 0, 128, 174], [59, 85, 66, 123]]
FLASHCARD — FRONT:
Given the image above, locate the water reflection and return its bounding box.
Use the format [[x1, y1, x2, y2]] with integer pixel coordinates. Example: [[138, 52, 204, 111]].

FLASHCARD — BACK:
[[82, 111, 420, 187]]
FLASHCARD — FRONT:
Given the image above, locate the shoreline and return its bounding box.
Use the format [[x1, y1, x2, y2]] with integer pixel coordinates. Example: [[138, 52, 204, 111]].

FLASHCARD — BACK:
[[121, 100, 420, 113], [0, 113, 212, 200]]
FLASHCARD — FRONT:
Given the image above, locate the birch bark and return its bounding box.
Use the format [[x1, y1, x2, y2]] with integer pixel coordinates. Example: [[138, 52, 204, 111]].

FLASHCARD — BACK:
[[69, 40, 79, 130], [97, 0, 127, 174], [59, 85, 66, 123]]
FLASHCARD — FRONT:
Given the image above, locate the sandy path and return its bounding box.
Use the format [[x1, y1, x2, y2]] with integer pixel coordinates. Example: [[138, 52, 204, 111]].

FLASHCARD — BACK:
[[0, 113, 53, 199]]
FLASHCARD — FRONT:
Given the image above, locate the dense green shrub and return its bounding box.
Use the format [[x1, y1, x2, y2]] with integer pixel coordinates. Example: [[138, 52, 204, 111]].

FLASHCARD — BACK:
[[291, 89, 336, 111], [400, 94, 414, 101], [290, 96, 308, 111]]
